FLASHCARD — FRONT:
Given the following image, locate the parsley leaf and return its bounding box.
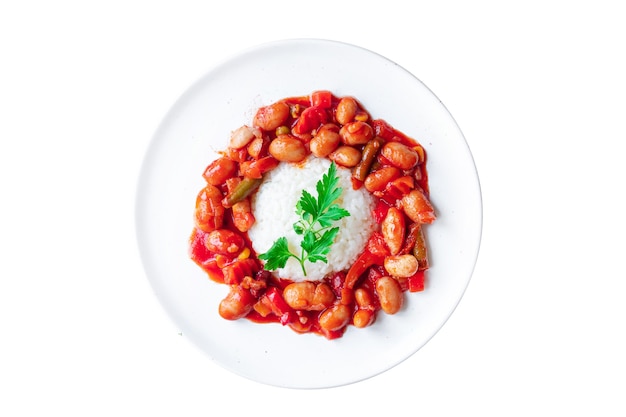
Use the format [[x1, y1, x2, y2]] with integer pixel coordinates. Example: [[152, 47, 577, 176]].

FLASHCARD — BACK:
[[257, 237, 295, 271], [316, 205, 350, 228], [301, 228, 340, 263], [259, 162, 351, 276], [316, 162, 343, 213]]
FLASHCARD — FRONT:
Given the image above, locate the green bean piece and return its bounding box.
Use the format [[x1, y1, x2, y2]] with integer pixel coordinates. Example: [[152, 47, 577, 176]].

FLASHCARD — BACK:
[[222, 177, 262, 208], [353, 137, 383, 181], [412, 223, 429, 270]]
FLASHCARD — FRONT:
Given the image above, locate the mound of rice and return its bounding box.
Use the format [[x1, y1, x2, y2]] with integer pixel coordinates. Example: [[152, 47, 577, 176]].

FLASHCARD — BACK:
[[248, 156, 377, 282]]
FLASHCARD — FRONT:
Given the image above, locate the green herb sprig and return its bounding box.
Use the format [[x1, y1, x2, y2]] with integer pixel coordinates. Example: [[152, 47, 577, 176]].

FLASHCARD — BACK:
[[258, 162, 350, 276]]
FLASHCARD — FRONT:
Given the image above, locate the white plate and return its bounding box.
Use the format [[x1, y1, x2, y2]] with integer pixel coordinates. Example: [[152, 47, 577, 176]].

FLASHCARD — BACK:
[[135, 39, 482, 389]]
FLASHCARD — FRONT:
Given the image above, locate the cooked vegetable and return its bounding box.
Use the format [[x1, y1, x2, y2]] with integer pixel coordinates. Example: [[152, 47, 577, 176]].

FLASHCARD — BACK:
[[353, 136, 383, 181], [222, 177, 262, 208], [412, 223, 429, 270], [188, 90, 436, 340]]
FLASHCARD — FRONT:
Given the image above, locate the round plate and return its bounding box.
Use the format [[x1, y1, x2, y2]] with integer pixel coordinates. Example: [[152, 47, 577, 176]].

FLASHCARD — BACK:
[[135, 39, 482, 389]]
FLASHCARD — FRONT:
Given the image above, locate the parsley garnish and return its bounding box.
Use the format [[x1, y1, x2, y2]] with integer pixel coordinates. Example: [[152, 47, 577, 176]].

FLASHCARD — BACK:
[[258, 162, 350, 276]]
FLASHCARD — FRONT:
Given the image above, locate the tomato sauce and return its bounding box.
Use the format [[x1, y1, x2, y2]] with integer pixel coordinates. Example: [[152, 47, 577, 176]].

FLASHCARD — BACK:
[[189, 91, 435, 339]]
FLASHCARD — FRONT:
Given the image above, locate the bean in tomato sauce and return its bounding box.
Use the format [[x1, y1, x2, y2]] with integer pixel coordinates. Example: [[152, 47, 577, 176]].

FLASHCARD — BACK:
[[189, 90, 436, 339]]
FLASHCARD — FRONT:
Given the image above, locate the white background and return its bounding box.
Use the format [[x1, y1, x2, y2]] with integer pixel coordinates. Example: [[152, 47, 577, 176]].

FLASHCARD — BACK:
[[1, 1, 624, 415]]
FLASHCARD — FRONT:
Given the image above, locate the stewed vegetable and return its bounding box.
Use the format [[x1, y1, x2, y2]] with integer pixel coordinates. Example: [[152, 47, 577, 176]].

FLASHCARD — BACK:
[[189, 90, 436, 339]]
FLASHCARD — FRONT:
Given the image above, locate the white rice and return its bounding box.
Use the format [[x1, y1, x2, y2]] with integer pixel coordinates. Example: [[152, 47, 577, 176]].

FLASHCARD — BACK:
[[248, 156, 377, 282]]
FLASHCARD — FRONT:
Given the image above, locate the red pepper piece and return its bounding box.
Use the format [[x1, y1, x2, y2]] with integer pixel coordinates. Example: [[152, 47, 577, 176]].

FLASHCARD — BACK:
[[263, 287, 297, 325], [407, 270, 425, 292], [399, 222, 420, 256], [239, 156, 279, 179], [372, 199, 391, 224], [319, 326, 347, 340], [366, 232, 390, 259], [386, 176, 414, 198], [292, 106, 328, 135], [311, 90, 333, 108], [189, 228, 212, 268], [222, 258, 258, 285], [371, 119, 396, 141], [344, 232, 390, 292], [345, 251, 380, 291]]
